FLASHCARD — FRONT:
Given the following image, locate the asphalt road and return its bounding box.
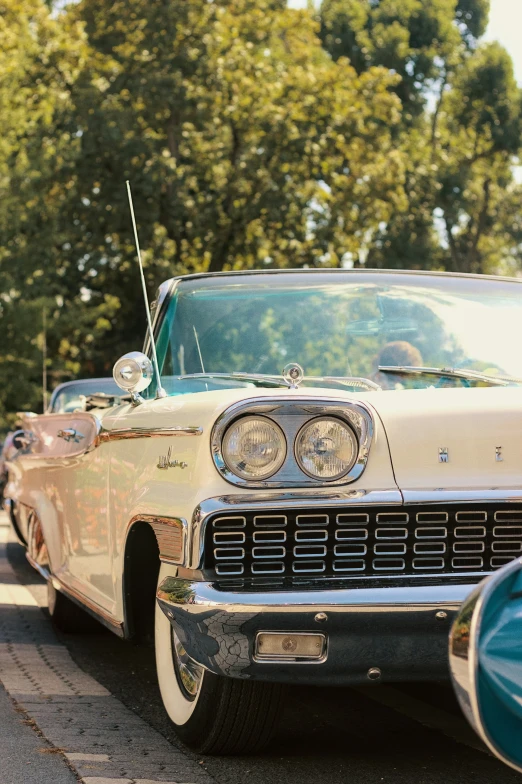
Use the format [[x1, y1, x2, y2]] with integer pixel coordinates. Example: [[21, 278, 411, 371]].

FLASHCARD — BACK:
[[7, 539, 521, 784]]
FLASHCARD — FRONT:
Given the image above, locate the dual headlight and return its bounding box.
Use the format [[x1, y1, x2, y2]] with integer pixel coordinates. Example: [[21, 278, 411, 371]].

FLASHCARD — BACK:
[[221, 415, 358, 482]]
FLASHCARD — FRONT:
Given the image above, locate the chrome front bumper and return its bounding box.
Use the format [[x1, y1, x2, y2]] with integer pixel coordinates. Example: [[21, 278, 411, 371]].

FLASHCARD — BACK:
[[156, 579, 478, 685]]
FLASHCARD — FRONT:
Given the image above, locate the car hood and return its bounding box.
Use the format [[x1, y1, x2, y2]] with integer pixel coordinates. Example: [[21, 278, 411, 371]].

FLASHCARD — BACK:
[[104, 383, 522, 500], [368, 386, 522, 497]]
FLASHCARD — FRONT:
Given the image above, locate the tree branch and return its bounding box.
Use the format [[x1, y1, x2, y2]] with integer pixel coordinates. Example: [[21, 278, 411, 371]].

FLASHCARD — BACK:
[[430, 72, 447, 156], [444, 216, 460, 271], [469, 177, 491, 273], [207, 122, 241, 272]]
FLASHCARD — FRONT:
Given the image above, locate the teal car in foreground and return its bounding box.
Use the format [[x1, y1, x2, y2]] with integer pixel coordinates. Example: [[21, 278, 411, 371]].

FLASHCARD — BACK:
[[450, 557, 522, 773]]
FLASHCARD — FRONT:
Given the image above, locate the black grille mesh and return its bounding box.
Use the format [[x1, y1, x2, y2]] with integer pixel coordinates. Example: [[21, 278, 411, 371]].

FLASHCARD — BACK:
[[203, 504, 522, 581]]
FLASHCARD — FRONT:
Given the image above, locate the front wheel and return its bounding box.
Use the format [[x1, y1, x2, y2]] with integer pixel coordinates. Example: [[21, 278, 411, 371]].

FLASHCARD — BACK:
[[155, 565, 283, 754]]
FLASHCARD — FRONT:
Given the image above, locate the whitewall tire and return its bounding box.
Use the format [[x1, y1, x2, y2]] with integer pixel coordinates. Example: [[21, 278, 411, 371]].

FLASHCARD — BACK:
[[154, 564, 283, 754], [155, 578, 204, 726]]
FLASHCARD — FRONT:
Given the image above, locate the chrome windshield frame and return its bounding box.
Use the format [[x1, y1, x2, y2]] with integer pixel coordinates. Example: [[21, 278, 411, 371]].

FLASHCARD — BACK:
[[378, 365, 522, 387]]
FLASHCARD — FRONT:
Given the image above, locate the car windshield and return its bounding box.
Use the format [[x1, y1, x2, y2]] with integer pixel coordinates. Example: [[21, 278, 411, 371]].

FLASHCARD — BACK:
[[150, 271, 522, 395]]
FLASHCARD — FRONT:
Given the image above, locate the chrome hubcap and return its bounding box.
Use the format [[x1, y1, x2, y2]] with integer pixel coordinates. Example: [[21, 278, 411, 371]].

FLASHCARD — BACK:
[[171, 629, 204, 701]]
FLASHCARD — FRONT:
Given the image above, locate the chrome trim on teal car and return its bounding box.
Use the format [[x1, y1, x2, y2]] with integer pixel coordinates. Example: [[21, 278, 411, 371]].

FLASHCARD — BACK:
[[449, 556, 522, 774]]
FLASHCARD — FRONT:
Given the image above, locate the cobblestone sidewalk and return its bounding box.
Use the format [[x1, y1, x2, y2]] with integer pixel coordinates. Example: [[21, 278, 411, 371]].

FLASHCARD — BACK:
[[0, 514, 213, 784]]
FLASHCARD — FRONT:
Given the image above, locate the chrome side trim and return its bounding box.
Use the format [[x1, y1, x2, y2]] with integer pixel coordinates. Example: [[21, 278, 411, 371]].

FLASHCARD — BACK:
[[98, 425, 202, 444], [12, 411, 202, 462], [51, 576, 124, 637], [188, 490, 401, 570], [25, 552, 50, 581], [210, 396, 374, 489]]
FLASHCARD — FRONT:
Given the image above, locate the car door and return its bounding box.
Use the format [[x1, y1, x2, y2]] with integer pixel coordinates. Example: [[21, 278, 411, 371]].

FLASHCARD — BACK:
[[449, 556, 522, 774], [10, 409, 119, 614]]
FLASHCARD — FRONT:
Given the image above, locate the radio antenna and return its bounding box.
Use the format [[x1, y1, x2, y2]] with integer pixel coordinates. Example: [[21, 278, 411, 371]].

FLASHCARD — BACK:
[[126, 181, 167, 399]]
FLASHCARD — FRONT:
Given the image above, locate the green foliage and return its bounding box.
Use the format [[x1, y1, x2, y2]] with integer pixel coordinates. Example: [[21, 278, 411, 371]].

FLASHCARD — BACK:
[[0, 0, 521, 432], [69, 0, 405, 277], [321, 1, 522, 274], [320, 0, 469, 118], [455, 0, 489, 43]]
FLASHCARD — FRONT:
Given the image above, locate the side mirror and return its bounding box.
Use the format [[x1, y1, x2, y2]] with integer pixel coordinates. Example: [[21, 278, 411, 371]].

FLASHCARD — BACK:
[[113, 351, 153, 404], [449, 557, 522, 773]]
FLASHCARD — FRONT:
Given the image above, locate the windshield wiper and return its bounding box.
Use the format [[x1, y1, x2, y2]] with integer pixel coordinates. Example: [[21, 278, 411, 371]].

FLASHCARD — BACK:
[[378, 365, 522, 387], [178, 372, 381, 391]]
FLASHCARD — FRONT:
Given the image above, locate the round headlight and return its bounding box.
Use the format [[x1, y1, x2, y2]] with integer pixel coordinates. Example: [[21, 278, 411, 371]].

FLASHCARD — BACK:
[[222, 416, 287, 481], [295, 416, 358, 481]]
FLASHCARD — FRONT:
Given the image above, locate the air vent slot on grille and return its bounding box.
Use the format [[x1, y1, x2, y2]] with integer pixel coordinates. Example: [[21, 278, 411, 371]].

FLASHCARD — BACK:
[[206, 506, 522, 583], [253, 530, 286, 543], [254, 515, 287, 527]]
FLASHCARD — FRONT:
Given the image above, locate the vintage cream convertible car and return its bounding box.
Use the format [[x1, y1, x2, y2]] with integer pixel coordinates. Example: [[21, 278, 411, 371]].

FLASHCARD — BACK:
[[6, 269, 522, 754]]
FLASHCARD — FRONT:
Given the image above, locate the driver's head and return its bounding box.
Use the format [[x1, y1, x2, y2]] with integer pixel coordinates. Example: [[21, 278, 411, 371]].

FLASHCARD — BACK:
[[377, 341, 423, 368]]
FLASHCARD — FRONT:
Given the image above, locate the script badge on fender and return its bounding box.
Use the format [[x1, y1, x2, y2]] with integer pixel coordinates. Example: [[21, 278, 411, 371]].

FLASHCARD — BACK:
[[157, 446, 187, 470]]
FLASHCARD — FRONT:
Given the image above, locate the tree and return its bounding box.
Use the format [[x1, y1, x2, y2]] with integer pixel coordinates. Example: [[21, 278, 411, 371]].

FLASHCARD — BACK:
[[320, 0, 489, 120], [437, 42, 522, 274], [366, 40, 522, 273], [0, 0, 119, 428], [50, 0, 406, 364], [320, 0, 522, 274]]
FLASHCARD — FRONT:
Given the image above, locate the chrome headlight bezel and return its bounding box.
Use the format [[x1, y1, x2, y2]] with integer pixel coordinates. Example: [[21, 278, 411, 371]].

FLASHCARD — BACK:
[[294, 415, 359, 481], [221, 415, 287, 481], [211, 397, 372, 489]]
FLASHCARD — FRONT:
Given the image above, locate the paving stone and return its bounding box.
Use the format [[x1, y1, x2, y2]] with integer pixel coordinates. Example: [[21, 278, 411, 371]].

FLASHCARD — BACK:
[[66, 753, 111, 762], [0, 517, 214, 784], [82, 779, 132, 784]]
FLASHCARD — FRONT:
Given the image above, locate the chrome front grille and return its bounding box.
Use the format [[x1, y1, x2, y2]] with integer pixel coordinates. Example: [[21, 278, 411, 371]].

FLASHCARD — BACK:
[[203, 505, 522, 581]]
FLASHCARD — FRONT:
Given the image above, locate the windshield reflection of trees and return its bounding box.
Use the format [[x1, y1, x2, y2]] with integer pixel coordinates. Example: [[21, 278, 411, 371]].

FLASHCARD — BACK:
[[162, 286, 505, 388]]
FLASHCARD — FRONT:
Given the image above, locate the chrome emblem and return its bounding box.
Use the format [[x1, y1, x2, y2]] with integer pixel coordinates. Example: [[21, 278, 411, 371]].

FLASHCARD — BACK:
[[438, 447, 449, 463], [57, 428, 85, 444], [157, 446, 187, 470], [496, 446, 503, 462], [282, 362, 304, 389]]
